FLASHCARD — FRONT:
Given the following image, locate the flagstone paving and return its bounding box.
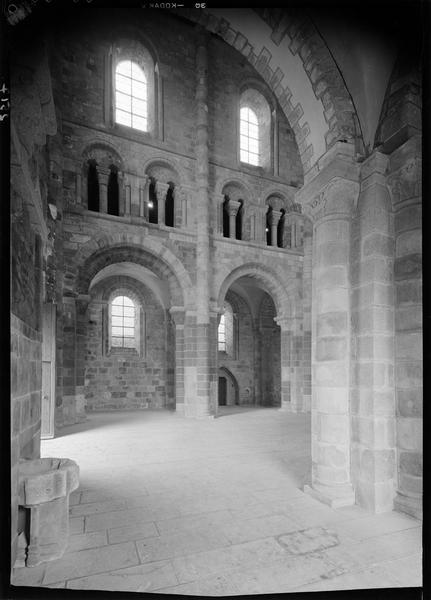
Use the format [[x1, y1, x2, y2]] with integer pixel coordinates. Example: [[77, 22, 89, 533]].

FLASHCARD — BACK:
[[11, 408, 422, 594]]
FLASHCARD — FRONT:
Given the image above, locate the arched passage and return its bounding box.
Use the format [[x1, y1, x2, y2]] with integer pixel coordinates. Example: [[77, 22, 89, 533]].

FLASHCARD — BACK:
[[218, 366, 239, 406], [58, 238, 193, 427], [215, 264, 301, 413]]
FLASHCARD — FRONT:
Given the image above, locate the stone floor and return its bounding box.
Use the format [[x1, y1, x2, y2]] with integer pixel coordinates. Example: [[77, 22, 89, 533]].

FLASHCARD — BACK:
[[11, 407, 422, 595]]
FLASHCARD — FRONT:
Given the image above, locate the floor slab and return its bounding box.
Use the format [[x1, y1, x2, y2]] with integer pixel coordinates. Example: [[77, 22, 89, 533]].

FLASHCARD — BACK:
[[11, 408, 422, 595]]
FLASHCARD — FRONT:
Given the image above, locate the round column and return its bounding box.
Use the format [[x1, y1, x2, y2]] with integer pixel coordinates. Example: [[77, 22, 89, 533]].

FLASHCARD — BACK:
[[304, 178, 358, 508]]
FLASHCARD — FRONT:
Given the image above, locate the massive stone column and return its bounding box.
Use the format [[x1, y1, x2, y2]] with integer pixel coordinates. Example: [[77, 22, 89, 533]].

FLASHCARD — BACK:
[[387, 136, 422, 519], [351, 152, 396, 513], [191, 28, 214, 418], [304, 177, 358, 507]]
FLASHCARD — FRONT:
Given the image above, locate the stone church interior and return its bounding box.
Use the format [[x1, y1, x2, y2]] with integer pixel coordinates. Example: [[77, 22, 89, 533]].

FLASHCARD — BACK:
[[8, 2, 423, 595]]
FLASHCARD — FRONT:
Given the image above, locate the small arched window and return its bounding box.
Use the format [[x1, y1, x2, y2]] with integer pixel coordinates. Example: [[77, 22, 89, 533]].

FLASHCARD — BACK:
[[266, 206, 272, 246], [87, 160, 100, 212], [107, 166, 119, 216], [111, 295, 136, 348], [235, 200, 243, 241], [240, 107, 259, 166], [115, 60, 148, 132], [165, 185, 174, 227], [148, 178, 158, 224]]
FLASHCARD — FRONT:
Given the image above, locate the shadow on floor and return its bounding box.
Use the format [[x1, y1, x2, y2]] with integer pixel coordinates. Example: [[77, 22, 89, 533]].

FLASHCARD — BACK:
[[216, 405, 278, 417], [52, 409, 178, 438]]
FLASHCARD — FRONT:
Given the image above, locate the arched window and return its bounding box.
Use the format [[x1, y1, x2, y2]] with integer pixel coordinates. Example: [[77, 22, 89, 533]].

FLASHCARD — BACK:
[[222, 197, 230, 238], [115, 60, 147, 132], [165, 185, 174, 227], [218, 303, 235, 356], [277, 209, 285, 248], [111, 295, 136, 348], [107, 166, 119, 216], [218, 313, 226, 352], [266, 206, 272, 246], [148, 178, 158, 224], [240, 107, 259, 166], [87, 160, 100, 212], [236, 200, 243, 241]]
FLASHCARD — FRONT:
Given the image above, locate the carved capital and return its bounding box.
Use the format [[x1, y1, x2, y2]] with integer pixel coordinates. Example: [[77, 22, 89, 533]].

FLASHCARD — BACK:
[[155, 181, 170, 201], [387, 156, 422, 208], [269, 209, 283, 226], [304, 177, 359, 222], [227, 199, 241, 217]]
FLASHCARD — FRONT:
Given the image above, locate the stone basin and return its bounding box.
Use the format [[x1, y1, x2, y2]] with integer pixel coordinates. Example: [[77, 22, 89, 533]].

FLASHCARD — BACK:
[[18, 457, 79, 506], [16, 457, 79, 567]]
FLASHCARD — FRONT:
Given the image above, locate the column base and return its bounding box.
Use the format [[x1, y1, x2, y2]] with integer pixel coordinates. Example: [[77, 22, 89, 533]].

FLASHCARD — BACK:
[[175, 403, 185, 416], [394, 492, 422, 520], [304, 482, 355, 509]]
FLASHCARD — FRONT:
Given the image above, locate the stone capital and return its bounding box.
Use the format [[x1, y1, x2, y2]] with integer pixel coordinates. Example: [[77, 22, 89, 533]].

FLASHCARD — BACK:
[[155, 181, 170, 200], [303, 177, 359, 223], [227, 199, 241, 217], [177, 184, 194, 199], [387, 156, 422, 209], [296, 143, 360, 213], [97, 167, 111, 181], [274, 315, 300, 331], [269, 209, 283, 226]]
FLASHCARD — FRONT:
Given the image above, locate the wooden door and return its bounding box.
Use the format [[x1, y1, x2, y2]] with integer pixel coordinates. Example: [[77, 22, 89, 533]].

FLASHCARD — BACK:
[[41, 304, 56, 439]]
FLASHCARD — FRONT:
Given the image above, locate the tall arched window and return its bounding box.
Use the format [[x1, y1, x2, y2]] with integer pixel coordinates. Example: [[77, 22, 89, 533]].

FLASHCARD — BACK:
[[218, 313, 226, 352], [240, 107, 259, 166], [218, 303, 235, 355], [115, 60, 147, 132], [111, 295, 136, 348]]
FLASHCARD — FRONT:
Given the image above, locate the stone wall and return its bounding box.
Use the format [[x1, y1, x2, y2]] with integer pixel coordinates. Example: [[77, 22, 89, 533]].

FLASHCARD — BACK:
[[10, 316, 43, 564], [10, 28, 57, 566], [84, 277, 172, 411]]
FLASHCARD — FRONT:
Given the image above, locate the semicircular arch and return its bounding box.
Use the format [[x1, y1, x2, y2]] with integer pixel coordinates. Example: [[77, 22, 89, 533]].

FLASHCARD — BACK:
[[75, 234, 193, 309], [215, 262, 297, 320]]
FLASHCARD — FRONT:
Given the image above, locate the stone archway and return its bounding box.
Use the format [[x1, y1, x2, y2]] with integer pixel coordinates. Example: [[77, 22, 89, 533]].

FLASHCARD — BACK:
[[59, 238, 194, 425], [218, 366, 239, 407], [215, 263, 302, 414]]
